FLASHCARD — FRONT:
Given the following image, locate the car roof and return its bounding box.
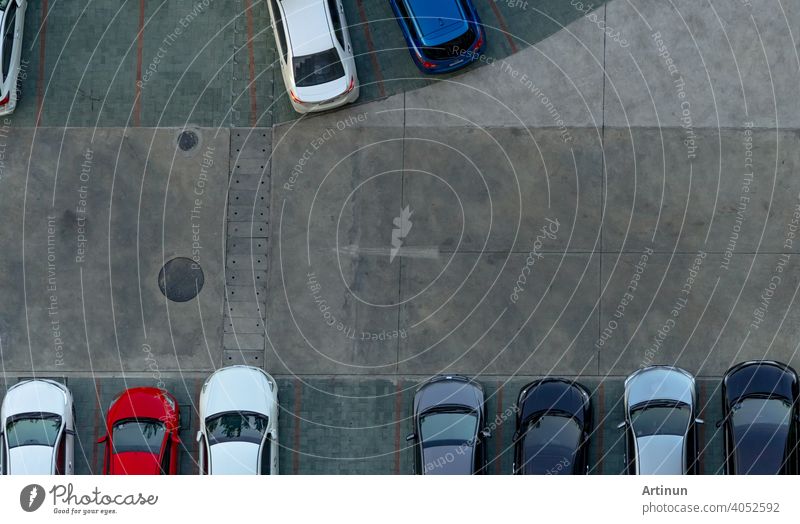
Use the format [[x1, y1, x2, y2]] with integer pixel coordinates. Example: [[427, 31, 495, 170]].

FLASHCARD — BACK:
[[8, 445, 54, 474], [210, 441, 260, 474], [404, 0, 469, 46], [280, 0, 335, 57], [635, 435, 685, 474]]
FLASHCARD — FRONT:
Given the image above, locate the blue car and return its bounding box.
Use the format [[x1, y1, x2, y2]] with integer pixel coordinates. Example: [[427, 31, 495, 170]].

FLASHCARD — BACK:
[[389, 0, 485, 74]]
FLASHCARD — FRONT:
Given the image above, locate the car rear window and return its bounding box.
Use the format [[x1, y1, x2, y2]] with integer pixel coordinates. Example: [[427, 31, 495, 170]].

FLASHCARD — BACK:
[[422, 26, 475, 61], [293, 47, 345, 87]]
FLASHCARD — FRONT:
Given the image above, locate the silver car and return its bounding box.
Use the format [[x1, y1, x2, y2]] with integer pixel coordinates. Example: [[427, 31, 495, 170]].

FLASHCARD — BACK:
[[618, 366, 703, 474], [0, 0, 27, 116]]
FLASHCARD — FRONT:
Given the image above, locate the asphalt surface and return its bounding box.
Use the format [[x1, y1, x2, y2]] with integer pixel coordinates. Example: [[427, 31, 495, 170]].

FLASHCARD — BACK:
[[2, 0, 800, 474]]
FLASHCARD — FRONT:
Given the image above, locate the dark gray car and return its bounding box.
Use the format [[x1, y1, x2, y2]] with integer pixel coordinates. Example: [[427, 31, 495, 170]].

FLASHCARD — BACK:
[[406, 375, 490, 474]]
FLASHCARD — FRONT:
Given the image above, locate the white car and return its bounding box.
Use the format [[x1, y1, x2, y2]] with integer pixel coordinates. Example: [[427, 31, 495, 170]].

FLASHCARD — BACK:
[[0, 0, 27, 116], [267, 0, 359, 113], [196, 366, 279, 475], [1, 379, 75, 474]]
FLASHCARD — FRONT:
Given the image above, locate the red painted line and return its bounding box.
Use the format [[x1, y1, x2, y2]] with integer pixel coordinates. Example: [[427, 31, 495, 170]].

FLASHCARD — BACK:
[[698, 381, 706, 475], [91, 379, 102, 474], [244, 0, 258, 126], [596, 382, 605, 474], [494, 381, 504, 475], [354, 0, 386, 98], [488, 2, 518, 54], [35, 0, 48, 127], [393, 380, 403, 474], [134, 0, 145, 127], [292, 379, 302, 474]]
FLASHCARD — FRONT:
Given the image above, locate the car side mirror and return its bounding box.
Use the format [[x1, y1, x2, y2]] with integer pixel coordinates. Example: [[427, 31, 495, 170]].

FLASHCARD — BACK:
[[695, 418, 705, 425], [616, 421, 626, 429], [481, 428, 491, 439], [196, 430, 203, 443], [97, 435, 107, 444], [405, 433, 416, 442]]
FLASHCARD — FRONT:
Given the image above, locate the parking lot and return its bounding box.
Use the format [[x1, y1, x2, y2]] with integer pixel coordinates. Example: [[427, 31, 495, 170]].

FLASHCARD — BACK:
[[2, 0, 800, 473]]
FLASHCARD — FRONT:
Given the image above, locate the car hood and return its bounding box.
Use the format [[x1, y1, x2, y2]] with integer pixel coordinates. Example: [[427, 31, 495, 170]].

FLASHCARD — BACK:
[[636, 435, 685, 474], [202, 367, 276, 418], [108, 388, 178, 427], [8, 445, 54, 474], [3, 380, 69, 418], [209, 441, 259, 475], [626, 368, 694, 407], [725, 362, 796, 405], [415, 377, 483, 414], [422, 444, 473, 475], [519, 380, 588, 425], [110, 452, 161, 475], [295, 74, 349, 103]]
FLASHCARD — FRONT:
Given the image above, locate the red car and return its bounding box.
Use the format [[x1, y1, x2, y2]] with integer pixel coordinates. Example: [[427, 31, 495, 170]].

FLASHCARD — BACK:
[[98, 387, 181, 475]]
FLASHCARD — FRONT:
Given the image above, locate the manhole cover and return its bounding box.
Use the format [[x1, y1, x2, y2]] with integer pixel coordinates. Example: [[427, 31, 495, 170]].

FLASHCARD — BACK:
[[177, 130, 199, 152], [158, 257, 204, 302]]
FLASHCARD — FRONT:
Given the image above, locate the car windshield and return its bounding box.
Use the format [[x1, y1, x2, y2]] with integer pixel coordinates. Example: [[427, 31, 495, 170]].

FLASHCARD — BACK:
[[293, 47, 344, 88], [0, 1, 9, 10], [732, 398, 792, 474], [521, 415, 582, 475], [6, 413, 62, 448], [111, 419, 166, 454], [630, 403, 690, 437], [420, 411, 477, 446], [206, 412, 268, 445]]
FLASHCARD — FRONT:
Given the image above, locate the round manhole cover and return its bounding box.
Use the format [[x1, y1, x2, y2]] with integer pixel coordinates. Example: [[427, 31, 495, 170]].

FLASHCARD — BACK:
[[158, 257, 204, 302], [177, 130, 199, 152]]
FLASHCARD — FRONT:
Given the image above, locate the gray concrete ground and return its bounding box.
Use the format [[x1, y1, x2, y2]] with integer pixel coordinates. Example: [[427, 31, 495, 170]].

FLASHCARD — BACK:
[[1, 0, 800, 473]]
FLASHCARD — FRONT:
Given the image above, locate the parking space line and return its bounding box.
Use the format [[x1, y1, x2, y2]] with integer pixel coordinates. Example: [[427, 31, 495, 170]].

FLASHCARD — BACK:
[[134, 0, 145, 127], [292, 378, 302, 474], [393, 380, 403, 474], [244, 0, 258, 127], [494, 381, 504, 474], [488, 2, 518, 54], [91, 379, 102, 474], [354, 0, 386, 98], [35, 0, 49, 126], [595, 382, 605, 474], [698, 381, 706, 474]]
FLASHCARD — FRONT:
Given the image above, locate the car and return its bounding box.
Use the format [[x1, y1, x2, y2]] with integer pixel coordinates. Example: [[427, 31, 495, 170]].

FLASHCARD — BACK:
[[267, 0, 359, 113], [720, 360, 800, 474], [389, 0, 485, 74], [97, 387, 181, 475], [618, 366, 702, 475], [406, 375, 490, 474], [196, 366, 279, 475], [513, 378, 592, 475], [0, 379, 75, 474], [0, 0, 26, 116]]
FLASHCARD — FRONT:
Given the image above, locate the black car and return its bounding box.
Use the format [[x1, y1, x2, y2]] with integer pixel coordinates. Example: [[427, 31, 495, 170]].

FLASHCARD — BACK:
[[406, 375, 490, 474], [721, 361, 800, 474], [513, 379, 592, 475]]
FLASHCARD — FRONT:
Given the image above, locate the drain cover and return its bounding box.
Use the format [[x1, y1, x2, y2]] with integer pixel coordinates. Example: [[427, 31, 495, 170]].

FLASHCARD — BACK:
[[158, 257, 204, 302], [177, 130, 199, 152]]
